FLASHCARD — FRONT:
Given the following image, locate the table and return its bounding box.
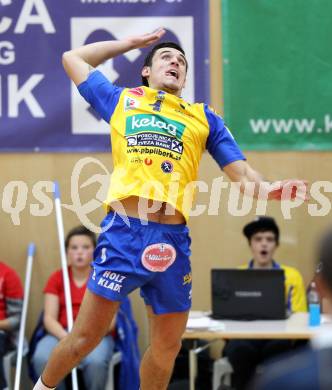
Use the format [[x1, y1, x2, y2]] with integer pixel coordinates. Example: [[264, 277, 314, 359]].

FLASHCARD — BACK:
[[183, 312, 330, 390]]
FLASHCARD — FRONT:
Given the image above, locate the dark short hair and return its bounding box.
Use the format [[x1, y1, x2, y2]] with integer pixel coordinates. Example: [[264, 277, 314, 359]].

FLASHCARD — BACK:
[[317, 227, 332, 289], [243, 216, 280, 245], [141, 42, 187, 87], [65, 226, 97, 250]]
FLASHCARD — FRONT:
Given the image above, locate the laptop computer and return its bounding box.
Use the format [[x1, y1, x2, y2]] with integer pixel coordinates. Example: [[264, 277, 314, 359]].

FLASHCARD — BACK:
[[211, 268, 286, 320]]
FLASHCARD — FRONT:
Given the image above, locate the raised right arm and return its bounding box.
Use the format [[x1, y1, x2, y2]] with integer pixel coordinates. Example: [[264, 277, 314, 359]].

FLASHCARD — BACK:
[[62, 28, 166, 85]]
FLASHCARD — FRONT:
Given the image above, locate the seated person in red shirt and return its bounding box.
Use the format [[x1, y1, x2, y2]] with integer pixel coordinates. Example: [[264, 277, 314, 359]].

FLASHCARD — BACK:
[[0, 262, 23, 390], [221, 216, 307, 390], [31, 226, 115, 390]]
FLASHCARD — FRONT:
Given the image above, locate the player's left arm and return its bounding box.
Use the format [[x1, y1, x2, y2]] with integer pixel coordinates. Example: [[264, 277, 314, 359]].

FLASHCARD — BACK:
[[223, 160, 263, 196], [0, 268, 23, 332], [224, 158, 309, 201], [223, 160, 308, 201], [205, 105, 308, 201]]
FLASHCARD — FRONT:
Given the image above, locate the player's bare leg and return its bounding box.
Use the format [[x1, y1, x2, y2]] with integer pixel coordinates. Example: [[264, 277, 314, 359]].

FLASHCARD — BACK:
[[36, 290, 119, 388], [140, 306, 189, 390]]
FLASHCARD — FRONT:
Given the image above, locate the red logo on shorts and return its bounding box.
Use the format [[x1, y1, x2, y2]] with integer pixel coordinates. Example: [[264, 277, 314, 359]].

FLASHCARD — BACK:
[[141, 243, 176, 272], [128, 87, 145, 97], [144, 158, 153, 166]]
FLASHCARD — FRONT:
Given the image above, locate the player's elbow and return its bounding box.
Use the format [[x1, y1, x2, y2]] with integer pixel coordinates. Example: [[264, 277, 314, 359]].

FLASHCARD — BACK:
[[62, 51, 80, 83], [62, 50, 73, 70], [61, 51, 88, 85]]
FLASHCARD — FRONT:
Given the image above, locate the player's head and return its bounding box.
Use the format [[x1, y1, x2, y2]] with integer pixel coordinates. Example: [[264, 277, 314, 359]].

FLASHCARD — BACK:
[[243, 217, 279, 267], [141, 42, 188, 96], [65, 225, 96, 268]]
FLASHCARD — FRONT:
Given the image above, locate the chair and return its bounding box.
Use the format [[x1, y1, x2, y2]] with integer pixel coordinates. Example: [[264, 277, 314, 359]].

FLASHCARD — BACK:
[[3, 341, 29, 390], [3, 349, 16, 389], [212, 357, 233, 390], [105, 351, 122, 390]]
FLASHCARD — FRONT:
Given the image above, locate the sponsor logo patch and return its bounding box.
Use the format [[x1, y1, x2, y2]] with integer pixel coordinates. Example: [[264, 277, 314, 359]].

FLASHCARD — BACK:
[[127, 135, 138, 146], [130, 157, 143, 164], [141, 243, 176, 272], [183, 272, 192, 285], [128, 87, 145, 97], [124, 96, 140, 111], [171, 139, 183, 154], [161, 160, 173, 173], [149, 91, 166, 112], [129, 157, 153, 165], [126, 133, 183, 155], [97, 271, 126, 293], [127, 146, 181, 161], [100, 247, 108, 264], [126, 114, 185, 140]]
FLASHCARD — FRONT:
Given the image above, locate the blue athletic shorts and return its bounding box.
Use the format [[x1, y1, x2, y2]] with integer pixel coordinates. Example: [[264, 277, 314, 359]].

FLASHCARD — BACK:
[[87, 211, 192, 314]]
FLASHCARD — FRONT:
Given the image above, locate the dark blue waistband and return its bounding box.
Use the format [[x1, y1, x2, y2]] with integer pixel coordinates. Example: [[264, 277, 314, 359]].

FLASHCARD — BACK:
[[106, 211, 188, 233]]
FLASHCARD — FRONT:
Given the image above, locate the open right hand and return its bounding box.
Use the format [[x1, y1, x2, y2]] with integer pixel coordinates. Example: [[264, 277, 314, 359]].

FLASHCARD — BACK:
[[126, 28, 166, 49]]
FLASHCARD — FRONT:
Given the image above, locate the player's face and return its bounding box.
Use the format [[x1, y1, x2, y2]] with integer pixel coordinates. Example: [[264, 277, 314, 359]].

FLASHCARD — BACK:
[[249, 231, 277, 268], [66, 235, 94, 269], [142, 48, 187, 96]]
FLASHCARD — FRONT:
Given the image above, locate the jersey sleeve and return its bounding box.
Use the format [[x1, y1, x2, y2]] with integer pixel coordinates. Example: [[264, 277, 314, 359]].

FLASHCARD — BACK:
[[77, 70, 123, 123], [204, 104, 246, 168], [4, 268, 23, 299], [4, 268, 23, 330], [289, 270, 307, 313], [44, 270, 61, 296]]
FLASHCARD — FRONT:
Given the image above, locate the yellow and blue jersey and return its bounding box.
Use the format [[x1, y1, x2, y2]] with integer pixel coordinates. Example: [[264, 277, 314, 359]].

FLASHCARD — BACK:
[[240, 260, 307, 313], [78, 70, 245, 221]]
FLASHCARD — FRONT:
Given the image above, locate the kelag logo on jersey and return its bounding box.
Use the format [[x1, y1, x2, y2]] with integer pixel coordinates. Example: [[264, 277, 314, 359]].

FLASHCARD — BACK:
[[125, 114, 185, 155], [126, 114, 185, 140]]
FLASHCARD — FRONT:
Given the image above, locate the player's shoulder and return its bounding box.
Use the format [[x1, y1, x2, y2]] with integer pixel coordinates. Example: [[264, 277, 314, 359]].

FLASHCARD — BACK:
[[280, 264, 303, 280], [49, 268, 63, 281], [0, 261, 20, 279], [206, 104, 219, 114], [201, 104, 227, 126], [181, 101, 209, 117], [202, 104, 223, 116], [0, 261, 13, 273]]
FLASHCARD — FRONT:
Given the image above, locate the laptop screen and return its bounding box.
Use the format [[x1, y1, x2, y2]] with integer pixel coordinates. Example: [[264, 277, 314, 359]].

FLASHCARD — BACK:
[[211, 269, 286, 320]]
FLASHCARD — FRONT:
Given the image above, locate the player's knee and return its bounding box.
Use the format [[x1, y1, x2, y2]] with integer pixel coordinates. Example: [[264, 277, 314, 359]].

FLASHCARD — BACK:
[[69, 331, 101, 360], [151, 337, 182, 360]]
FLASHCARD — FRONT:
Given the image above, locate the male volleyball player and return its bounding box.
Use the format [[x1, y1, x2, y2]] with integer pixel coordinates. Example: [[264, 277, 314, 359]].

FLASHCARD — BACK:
[[34, 28, 307, 390]]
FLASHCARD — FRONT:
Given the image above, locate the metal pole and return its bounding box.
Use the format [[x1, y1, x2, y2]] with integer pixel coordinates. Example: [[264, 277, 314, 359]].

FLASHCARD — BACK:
[[14, 243, 35, 390], [53, 181, 79, 390]]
